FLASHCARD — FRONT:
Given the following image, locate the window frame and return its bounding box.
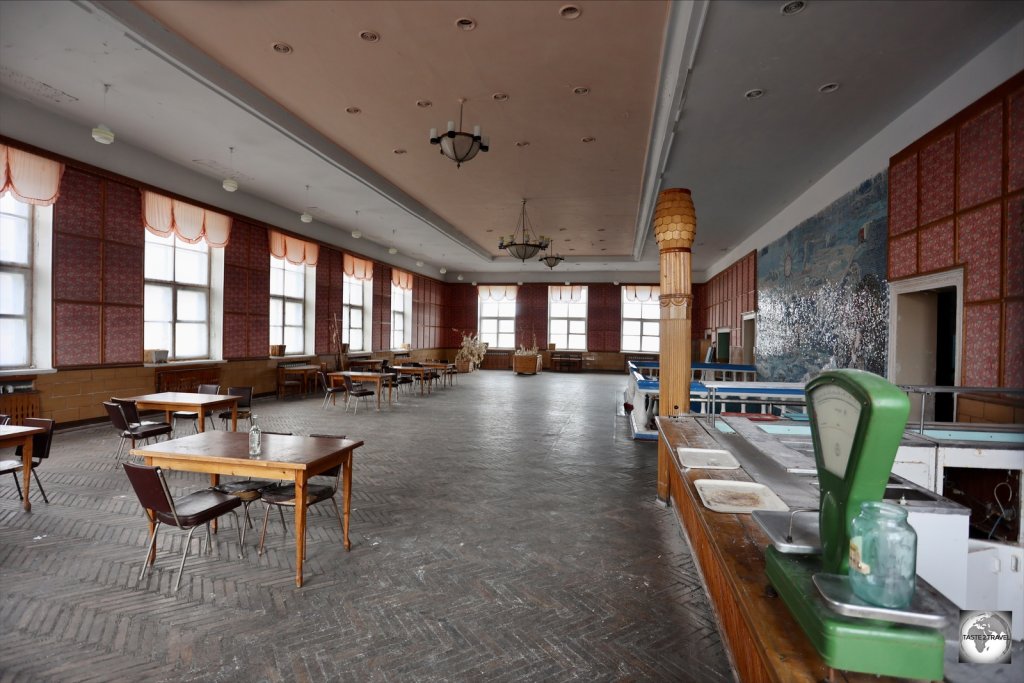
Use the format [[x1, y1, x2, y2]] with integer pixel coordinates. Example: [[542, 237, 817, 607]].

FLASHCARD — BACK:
[[390, 282, 411, 350], [0, 194, 33, 369], [269, 255, 306, 355], [144, 231, 211, 361], [478, 297, 517, 350], [620, 287, 661, 353], [547, 286, 588, 351], [342, 273, 369, 353]]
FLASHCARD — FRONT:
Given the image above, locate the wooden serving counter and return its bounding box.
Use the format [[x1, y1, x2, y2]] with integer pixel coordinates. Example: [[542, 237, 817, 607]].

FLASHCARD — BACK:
[[656, 416, 894, 683]]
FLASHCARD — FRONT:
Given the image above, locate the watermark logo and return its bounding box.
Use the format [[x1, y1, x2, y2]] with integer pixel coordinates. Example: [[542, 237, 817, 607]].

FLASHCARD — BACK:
[[958, 610, 1012, 664]]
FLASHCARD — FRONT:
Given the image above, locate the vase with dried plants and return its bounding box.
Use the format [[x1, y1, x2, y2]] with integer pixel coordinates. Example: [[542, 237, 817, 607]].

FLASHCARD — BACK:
[[454, 329, 486, 373], [329, 313, 348, 371]]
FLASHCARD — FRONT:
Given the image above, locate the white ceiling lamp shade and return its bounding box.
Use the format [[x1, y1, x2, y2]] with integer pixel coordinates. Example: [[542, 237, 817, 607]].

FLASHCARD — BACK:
[[499, 198, 550, 261], [222, 146, 238, 192], [388, 247, 398, 254], [429, 98, 488, 168], [91, 83, 114, 144], [300, 184, 313, 222], [439, 266, 447, 274], [539, 240, 565, 269]]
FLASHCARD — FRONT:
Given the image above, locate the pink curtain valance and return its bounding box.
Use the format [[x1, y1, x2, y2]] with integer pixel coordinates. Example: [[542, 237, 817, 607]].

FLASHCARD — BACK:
[[623, 285, 659, 302], [549, 285, 585, 303], [143, 191, 231, 247], [343, 253, 373, 281], [0, 145, 65, 206], [269, 229, 319, 266], [478, 285, 518, 302], [391, 269, 413, 291]]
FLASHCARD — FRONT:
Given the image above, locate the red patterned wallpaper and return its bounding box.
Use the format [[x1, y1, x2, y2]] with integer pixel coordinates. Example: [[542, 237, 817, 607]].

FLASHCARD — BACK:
[[692, 251, 756, 347], [314, 248, 343, 355], [411, 275, 445, 350], [223, 220, 270, 359], [888, 73, 1023, 389], [372, 262, 391, 351], [52, 168, 144, 367], [514, 284, 549, 350], [587, 283, 621, 352], [445, 284, 479, 347]]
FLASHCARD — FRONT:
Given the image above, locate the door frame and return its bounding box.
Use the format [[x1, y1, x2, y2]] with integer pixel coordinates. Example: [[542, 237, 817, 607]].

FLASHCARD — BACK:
[[887, 268, 963, 388]]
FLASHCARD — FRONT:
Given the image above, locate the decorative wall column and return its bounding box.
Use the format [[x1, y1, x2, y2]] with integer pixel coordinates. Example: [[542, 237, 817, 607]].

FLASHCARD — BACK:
[[653, 188, 696, 501]]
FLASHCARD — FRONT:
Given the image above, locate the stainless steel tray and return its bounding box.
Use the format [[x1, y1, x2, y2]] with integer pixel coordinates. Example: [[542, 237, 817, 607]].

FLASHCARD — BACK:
[[752, 509, 820, 554], [694, 480, 789, 513], [812, 573, 950, 628], [676, 447, 740, 469]]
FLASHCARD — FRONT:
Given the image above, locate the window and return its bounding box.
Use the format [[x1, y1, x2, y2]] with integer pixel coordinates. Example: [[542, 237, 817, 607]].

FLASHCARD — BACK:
[[0, 194, 32, 368], [548, 286, 587, 350], [391, 282, 411, 349], [269, 256, 305, 354], [621, 286, 660, 352], [144, 230, 210, 360], [479, 298, 516, 349], [342, 273, 367, 352]]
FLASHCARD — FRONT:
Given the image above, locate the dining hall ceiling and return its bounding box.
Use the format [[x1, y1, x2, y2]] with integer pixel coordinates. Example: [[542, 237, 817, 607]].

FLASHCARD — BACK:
[[1, 1, 1021, 282]]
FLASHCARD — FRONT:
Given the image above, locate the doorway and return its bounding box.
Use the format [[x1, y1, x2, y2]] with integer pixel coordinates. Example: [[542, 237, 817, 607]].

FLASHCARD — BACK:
[[716, 329, 731, 363], [888, 271, 963, 423], [741, 313, 756, 365]]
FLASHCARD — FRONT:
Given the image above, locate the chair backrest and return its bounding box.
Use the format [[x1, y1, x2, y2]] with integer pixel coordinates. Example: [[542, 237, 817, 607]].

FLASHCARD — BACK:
[[103, 401, 131, 432], [226, 386, 252, 408], [16, 417, 55, 461], [318, 372, 331, 393], [0, 414, 10, 425], [198, 384, 221, 395], [341, 375, 356, 392], [309, 434, 347, 485], [111, 397, 143, 425], [122, 462, 176, 517]]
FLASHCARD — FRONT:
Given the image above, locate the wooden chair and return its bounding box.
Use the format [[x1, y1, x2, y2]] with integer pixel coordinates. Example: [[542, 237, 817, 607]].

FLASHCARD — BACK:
[[123, 462, 243, 592], [218, 386, 253, 430], [103, 401, 172, 462], [212, 431, 293, 546], [0, 417, 55, 504], [341, 375, 374, 413], [256, 434, 347, 557], [173, 384, 221, 433], [318, 372, 346, 409]]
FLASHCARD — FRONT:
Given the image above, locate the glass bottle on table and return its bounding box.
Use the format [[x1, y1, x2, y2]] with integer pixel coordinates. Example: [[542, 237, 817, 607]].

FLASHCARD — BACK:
[[848, 500, 917, 609], [248, 415, 262, 457]]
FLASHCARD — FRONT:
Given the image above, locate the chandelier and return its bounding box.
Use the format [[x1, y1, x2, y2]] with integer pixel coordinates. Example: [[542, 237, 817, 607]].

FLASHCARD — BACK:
[[499, 199, 550, 261], [539, 242, 564, 269], [429, 98, 488, 168]]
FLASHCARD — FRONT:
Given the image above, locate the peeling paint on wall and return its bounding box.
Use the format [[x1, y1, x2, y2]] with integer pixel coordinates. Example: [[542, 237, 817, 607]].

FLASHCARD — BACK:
[[756, 171, 889, 382]]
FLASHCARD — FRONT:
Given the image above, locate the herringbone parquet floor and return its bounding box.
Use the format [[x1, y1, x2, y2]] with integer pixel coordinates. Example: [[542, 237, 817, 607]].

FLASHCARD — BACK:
[[0, 371, 733, 683]]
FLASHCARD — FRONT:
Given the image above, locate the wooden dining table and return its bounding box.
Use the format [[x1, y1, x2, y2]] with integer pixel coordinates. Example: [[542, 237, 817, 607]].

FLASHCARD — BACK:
[[327, 371, 396, 411], [132, 431, 363, 588], [391, 365, 434, 395], [0, 424, 46, 512], [421, 361, 456, 388], [277, 364, 321, 397], [126, 392, 240, 432]]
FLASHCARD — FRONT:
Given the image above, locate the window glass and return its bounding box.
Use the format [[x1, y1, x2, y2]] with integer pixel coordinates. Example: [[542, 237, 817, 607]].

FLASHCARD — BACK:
[[621, 287, 661, 352], [144, 231, 210, 359], [343, 274, 368, 352], [547, 286, 588, 351], [0, 195, 33, 368], [269, 256, 305, 354], [478, 291, 516, 349]]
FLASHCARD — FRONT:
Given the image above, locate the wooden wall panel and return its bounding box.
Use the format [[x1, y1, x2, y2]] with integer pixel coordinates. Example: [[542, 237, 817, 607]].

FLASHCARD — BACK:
[[888, 72, 1023, 389], [691, 251, 756, 349]]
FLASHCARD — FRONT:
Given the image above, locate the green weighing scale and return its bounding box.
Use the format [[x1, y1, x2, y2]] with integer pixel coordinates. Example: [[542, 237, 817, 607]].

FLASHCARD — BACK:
[[760, 370, 946, 680]]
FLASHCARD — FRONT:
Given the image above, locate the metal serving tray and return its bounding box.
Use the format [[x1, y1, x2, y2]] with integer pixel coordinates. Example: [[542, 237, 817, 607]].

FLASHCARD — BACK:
[[676, 447, 740, 469], [752, 509, 821, 554], [812, 573, 950, 629]]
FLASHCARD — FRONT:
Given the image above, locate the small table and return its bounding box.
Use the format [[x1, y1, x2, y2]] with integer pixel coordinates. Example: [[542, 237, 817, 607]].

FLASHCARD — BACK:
[[348, 358, 385, 371], [0, 424, 46, 512], [126, 392, 240, 432], [132, 431, 363, 588], [421, 362, 456, 388], [277, 364, 321, 397], [328, 371, 396, 411], [392, 366, 433, 395]]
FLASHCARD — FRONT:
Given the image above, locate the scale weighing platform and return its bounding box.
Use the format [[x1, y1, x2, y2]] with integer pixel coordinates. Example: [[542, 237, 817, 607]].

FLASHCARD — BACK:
[[758, 370, 948, 681]]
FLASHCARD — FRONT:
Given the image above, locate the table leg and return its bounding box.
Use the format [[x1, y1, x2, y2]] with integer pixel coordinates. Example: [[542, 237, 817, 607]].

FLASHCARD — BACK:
[[342, 452, 352, 551], [231, 404, 238, 432], [21, 437, 33, 512], [375, 378, 381, 411], [209, 473, 220, 532], [295, 474, 307, 587], [196, 404, 206, 432]]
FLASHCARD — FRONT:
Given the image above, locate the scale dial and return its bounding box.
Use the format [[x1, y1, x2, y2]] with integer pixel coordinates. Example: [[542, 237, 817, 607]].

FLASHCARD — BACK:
[[809, 383, 862, 478]]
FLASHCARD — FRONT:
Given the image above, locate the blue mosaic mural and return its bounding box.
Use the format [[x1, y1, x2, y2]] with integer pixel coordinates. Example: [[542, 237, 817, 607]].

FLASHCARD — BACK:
[[756, 171, 889, 382]]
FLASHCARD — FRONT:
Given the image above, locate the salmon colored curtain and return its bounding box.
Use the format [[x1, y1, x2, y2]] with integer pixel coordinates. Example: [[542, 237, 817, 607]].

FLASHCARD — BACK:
[[142, 191, 231, 247], [343, 253, 373, 281], [549, 285, 584, 303], [391, 268, 413, 291], [0, 145, 65, 206], [477, 285, 518, 302], [269, 229, 319, 266], [623, 285, 659, 302]]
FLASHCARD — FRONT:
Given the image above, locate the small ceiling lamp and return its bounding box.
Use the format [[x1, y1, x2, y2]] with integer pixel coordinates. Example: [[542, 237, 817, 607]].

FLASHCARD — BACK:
[[300, 185, 313, 222], [440, 266, 447, 274], [222, 147, 238, 192], [429, 98, 488, 168], [539, 240, 565, 269], [91, 84, 115, 144], [499, 199, 549, 261]]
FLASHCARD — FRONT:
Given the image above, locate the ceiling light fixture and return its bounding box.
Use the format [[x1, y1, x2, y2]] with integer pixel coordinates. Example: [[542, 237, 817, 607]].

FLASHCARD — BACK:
[[91, 83, 115, 144], [539, 240, 565, 269], [455, 17, 476, 31], [416, 260, 424, 267], [352, 230, 362, 239], [514, 140, 530, 148], [780, 1, 807, 16], [572, 86, 590, 95], [457, 275, 464, 281], [272, 42, 293, 54], [429, 98, 488, 168], [440, 266, 447, 274], [581, 136, 596, 143], [388, 247, 398, 254], [346, 106, 361, 114], [744, 88, 765, 99], [492, 92, 509, 101], [499, 199, 550, 261], [818, 82, 840, 93], [560, 5, 582, 20], [222, 146, 238, 192], [416, 99, 432, 108], [300, 185, 313, 223], [359, 30, 380, 43]]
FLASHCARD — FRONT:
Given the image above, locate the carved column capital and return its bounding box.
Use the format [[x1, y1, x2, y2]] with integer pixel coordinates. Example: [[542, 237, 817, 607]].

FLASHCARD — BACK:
[[660, 293, 692, 320], [653, 188, 696, 251]]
